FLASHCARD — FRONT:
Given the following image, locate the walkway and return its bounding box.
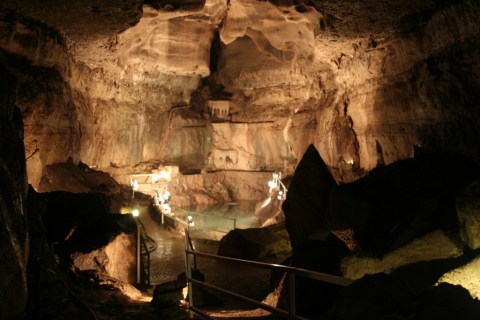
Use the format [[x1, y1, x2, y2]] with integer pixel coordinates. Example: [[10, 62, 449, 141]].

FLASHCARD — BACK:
[[139, 206, 278, 308]]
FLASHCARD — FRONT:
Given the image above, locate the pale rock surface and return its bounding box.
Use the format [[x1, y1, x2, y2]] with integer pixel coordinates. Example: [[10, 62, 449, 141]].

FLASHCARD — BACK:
[[0, 0, 479, 191], [456, 181, 480, 250], [341, 230, 463, 280], [437, 255, 480, 300], [72, 232, 136, 283], [120, 166, 272, 207]]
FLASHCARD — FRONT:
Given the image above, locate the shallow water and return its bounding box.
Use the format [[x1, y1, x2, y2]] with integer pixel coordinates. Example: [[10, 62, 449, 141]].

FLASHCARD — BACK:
[[139, 202, 277, 306]]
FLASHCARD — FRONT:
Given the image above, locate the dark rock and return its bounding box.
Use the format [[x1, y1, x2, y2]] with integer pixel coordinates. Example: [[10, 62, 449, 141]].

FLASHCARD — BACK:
[[42, 191, 136, 253], [456, 180, 480, 249], [217, 223, 291, 259], [322, 271, 480, 320], [282, 144, 336, 250], [152, 278, 184, 308], [326, 152, 480, 255], [280, 146, 480, 318], [0, 61, 28, 319]]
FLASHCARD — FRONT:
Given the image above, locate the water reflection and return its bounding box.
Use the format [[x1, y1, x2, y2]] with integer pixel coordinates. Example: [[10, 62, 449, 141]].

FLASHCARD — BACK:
[[142, 201, 273, 306]]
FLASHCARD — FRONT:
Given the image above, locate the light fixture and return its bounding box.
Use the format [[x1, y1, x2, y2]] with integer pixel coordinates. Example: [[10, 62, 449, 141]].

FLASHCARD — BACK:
[[132, 209, 140, 217], [268, 180, 278, 189], [132, 180, 139, 190], [187, 215, 194, 227]]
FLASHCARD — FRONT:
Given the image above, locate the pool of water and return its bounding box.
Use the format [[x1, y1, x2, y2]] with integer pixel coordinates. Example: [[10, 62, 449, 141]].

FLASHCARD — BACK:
[[173, 201, 261, 240], [139, 201, 277, 308]]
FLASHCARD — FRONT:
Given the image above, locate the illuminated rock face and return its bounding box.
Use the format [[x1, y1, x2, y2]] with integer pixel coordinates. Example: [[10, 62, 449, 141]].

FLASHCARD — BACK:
[[72, 232, 136, 283], [0, 0, 479, 191]]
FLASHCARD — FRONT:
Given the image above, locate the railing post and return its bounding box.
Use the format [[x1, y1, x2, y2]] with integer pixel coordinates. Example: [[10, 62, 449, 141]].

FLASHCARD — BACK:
[[136, 220, 141, 284], [288, 273, 296, 318], [185, 229, 194, 319]]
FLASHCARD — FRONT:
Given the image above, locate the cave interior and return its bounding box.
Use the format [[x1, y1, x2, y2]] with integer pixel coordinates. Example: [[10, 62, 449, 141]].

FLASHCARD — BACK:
[[1, 0, 480, 319]]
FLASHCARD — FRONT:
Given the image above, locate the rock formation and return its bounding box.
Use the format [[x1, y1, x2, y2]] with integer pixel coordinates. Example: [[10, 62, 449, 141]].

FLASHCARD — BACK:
[[0, 0, 478, 193], [281, 144, 480, 318], [0, 0, 480, 318], [0, 56, 28, 320]]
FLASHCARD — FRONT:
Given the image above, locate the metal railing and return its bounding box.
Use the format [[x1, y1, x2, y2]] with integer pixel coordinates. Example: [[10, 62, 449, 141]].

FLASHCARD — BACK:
[[136, 218, 157, 285], [184, 229, 353, 320]]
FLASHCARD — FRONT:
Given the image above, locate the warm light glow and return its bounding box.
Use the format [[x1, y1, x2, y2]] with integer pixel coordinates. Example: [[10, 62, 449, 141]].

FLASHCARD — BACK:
[[159, 169, 171, 180], [132, 209, 140, 217], [187, 215, 194, 227], [132, 180, 139, 190], [161, 203, 172, 214], [180, 286, 188, 306], [268, 180, 278, 189]]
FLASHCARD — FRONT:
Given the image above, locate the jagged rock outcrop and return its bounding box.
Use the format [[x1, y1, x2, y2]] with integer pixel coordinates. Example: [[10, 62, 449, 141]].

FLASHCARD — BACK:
[[282, 144, 336, 250], [0, 62, 28, 319], [281, 145, 480, 318]]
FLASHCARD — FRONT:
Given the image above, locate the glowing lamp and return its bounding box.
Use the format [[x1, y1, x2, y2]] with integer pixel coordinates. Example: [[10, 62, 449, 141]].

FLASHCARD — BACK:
[[132, 180, 139, 190], [268, 180, 278, 189], [132, 209, 140, 217]]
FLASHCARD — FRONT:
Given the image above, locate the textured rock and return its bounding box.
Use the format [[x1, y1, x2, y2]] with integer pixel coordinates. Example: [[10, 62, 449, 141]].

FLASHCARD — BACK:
[[0, 62, 28, 319], [456, 180, 480, 250], [117, 168, 273, 208], [217, 224, 291, 259], [323, 273, 480, 320], [72, 232, 136, 283], [341, 230, 463, 280], [437, 255, 480, 300], [1, 0, 480, 192], [325, 152, 480, 255]]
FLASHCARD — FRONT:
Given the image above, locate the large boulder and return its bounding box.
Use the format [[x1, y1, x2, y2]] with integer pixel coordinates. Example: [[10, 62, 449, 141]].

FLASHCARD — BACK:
[[341, 230, 463, 280], [280, 146, 480, 318], [217, 223, 291, 259], [323, 273, 480, 320], [71, 232, 136, 283], [325, 152, 480, 255], [437, 255, 480, 300], [456, 180, 480, 249]]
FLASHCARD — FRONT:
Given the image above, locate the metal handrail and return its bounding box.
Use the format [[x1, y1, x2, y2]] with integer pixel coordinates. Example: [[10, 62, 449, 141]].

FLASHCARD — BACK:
[[184, 229, 353, 320], [136, 218, 157, 285]]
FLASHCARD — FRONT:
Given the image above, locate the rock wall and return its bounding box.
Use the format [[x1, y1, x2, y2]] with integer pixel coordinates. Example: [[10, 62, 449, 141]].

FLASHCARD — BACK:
[[0, 60, 28, 318], [0, 0, 479, 191]]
